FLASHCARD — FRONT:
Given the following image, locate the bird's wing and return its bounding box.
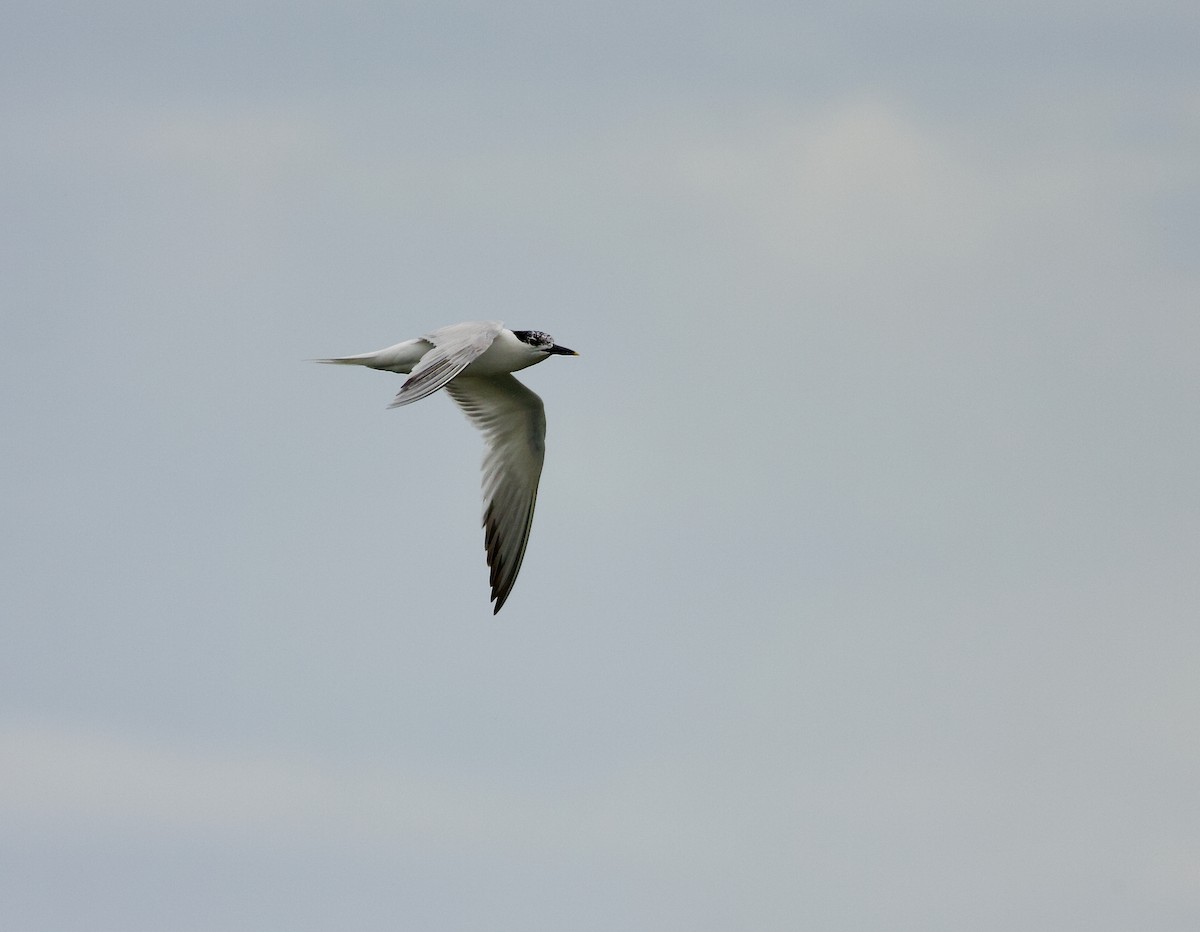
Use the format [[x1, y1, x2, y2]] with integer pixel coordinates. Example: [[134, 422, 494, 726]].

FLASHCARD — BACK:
[[387, 321, 503, 408], [444, 374, 547, 614]]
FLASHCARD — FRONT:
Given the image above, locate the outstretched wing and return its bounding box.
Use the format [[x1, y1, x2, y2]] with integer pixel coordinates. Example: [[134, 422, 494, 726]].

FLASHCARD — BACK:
[[444, 374, 547, 614], [388, 321, 503, 408]]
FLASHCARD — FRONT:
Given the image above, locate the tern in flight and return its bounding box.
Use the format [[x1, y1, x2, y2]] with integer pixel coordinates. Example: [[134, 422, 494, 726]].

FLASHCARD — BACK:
[[317, 321, 578, 613]]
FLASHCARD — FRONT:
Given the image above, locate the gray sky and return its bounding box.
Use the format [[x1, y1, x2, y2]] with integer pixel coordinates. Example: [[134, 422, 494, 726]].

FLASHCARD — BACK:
[[3, 2, 1199, 929]]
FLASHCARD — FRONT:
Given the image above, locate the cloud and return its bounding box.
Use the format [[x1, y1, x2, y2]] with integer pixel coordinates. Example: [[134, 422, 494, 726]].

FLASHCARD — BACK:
[[0, 720, 704, 864]]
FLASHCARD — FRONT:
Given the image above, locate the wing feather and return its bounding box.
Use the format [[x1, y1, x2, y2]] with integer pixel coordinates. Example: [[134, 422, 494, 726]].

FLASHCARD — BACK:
[[444, 374, 547, 613], [387, 321, 502, 408]]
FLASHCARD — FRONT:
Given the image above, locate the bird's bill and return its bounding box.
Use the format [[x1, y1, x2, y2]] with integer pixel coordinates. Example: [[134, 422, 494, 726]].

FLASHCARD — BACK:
[[546, 344, 579, 356]]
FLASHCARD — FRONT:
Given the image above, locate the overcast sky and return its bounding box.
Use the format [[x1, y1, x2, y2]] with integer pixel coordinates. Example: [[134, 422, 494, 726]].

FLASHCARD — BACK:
[[3, 3, 1199, 930]]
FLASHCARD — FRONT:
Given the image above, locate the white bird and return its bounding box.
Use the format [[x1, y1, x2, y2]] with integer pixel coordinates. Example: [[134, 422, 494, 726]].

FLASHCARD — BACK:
[[316, 321, 578, 613]]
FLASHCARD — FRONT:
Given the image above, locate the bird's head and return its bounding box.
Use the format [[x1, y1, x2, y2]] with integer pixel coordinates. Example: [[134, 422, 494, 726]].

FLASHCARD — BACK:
[[513, 330, 579, 357]]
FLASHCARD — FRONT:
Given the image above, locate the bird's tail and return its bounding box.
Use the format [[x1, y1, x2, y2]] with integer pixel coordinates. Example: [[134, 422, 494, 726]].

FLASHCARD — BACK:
[[310, 339, 428, 374], [312, 353, 378, 366]]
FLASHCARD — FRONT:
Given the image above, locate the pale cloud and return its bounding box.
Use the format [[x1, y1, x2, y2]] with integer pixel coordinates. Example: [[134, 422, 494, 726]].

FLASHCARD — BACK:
[[132, 109, 332, 177], [2, 720, 561, 843], [3, 721, 349, 833], [0, 718, 815, 899]]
